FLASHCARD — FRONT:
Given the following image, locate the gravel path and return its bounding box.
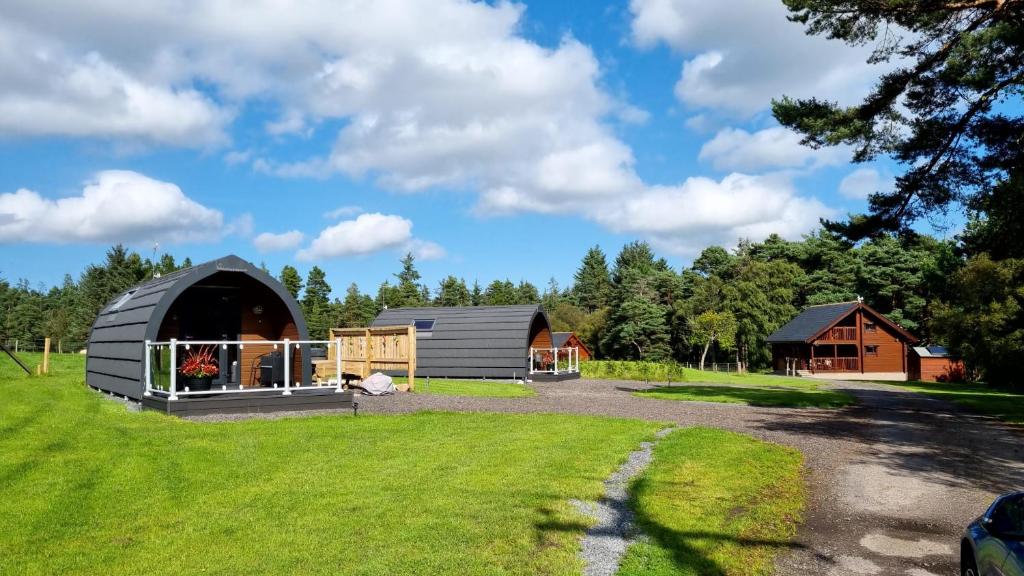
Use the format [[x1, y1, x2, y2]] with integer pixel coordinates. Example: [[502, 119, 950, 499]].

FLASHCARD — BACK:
[[573, 426, 675, 576], [351, 378, 1024, 576]]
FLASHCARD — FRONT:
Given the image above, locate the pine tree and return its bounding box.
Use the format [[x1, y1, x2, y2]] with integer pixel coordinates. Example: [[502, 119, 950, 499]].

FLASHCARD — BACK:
[[339, 283, 377, 327], [279, 265, 303, 300], [394, 253, 426, 307], [435, 276, 471, 307], [301, 267, 332, 339], [483, 280, 518, 305], [572, 246, 611, 312], [601, 268, 672, 361], [470, 280, 483, 306], [542, 277, 562, 311], [515, 281, 540, 305]]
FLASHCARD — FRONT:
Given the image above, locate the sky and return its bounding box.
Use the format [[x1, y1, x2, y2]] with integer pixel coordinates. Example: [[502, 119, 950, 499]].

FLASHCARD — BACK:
[[0, 0, 953, 297]]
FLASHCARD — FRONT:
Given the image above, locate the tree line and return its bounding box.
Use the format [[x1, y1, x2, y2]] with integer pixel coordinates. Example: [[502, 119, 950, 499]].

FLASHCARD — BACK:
[[2, 224, 1018, 388]]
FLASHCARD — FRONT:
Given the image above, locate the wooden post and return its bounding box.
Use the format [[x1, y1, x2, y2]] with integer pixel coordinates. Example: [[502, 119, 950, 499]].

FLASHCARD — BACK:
[[363, 328, 372, 381], [42, 337, 50, 375], [407, 325, 416, 391]]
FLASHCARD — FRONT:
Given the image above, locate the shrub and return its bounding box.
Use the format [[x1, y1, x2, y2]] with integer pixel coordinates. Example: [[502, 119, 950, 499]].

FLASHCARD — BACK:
[[580, 360, 688, 382]]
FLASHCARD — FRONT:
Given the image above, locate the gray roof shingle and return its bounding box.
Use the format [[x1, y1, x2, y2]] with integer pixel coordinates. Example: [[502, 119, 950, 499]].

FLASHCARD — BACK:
[[372, 305, 549, 379], [766, 302, 858, 343]]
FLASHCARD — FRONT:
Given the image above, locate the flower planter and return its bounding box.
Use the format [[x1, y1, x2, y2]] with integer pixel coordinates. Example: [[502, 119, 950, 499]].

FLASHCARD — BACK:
[[183, 376, 213, 391]]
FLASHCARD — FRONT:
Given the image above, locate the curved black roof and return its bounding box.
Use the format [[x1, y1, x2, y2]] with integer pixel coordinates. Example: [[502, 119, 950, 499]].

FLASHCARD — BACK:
[[86, 255, 309, 398], [372, 305, 550, 379]]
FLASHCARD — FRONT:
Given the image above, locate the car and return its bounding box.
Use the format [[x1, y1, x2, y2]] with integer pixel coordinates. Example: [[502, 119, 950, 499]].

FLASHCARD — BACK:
[[962, 491, 1024, 576]]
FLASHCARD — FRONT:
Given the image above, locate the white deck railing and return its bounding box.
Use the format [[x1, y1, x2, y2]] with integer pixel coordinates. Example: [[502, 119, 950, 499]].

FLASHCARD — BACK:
[[528, 346, 580, 376], [144, 338, 345, 401]]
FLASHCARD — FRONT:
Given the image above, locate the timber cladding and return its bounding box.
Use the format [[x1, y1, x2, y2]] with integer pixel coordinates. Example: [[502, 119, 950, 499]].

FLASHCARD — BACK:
[[860, 311, 907, 373], [372, 305, 553, 379]]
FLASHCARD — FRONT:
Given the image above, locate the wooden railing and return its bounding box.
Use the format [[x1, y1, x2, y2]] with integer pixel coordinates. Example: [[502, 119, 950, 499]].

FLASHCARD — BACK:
[[819, 326, 857, 341], [810, 357, 859, 372]]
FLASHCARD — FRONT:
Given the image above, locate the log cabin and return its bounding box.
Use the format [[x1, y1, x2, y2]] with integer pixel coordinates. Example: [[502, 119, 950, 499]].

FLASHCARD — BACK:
[[552, 332, 592, 361], [768, 300, 918, 381]]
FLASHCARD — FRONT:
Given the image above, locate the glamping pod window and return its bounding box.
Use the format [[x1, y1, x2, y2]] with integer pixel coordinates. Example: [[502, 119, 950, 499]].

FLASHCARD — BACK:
[[111, 289, 138, 311], [414, 319, 435, 337], [105, 289, 138, 322]]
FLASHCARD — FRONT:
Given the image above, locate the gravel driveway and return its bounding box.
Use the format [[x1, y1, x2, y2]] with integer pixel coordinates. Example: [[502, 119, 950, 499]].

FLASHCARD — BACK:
[[354, 378, 1024, 576]]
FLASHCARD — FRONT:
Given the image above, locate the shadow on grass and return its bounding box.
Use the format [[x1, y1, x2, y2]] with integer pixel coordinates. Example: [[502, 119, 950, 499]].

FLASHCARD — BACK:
[[633, 385, 853, 409], [622, 476, 806, 575]]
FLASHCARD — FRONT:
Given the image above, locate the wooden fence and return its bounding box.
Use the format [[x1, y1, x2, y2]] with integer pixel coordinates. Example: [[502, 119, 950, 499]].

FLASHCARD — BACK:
[[313, 325, 417, 390]]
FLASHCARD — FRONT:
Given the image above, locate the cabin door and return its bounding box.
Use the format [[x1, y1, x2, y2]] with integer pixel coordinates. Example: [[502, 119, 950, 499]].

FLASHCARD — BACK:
[[178, 287, 242, 386]]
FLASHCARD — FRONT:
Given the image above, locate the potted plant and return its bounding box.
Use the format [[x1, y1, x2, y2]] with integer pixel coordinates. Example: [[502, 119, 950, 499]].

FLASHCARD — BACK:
[[179, 345, 218, 391]]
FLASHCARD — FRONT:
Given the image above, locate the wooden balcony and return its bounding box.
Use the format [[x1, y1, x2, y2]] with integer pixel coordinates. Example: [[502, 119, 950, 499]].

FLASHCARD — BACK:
[[810, 357, 860, 372], [818, 326, 857, 342]]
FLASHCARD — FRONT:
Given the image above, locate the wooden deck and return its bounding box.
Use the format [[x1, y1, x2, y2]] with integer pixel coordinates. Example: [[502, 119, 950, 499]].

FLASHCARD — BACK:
[[140, 388, 356, 417], [530, 372, 581, 382]]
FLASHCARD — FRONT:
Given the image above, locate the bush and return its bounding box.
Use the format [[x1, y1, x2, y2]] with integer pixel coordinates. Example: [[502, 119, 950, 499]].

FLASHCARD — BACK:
[[580, 360, 688, 382]]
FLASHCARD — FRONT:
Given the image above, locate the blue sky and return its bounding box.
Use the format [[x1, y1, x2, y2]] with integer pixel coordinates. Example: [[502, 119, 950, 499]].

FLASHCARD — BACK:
[[0, 0, 951, 297]]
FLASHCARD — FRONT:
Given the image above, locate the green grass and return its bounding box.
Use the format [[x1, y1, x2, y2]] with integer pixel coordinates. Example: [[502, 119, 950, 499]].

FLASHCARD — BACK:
[[394, 376, 535, 398], [630, 367, 854, 408], [895, 379, 1024, 425], [1, 354, 806, 575], [618, 428, 805, 576]]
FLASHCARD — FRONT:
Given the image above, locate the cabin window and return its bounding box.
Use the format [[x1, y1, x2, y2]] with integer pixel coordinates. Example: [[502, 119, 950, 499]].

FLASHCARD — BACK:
[[413, 319, 435, 331], [864, 322, 877, 332], [864, 345, 879, 356]]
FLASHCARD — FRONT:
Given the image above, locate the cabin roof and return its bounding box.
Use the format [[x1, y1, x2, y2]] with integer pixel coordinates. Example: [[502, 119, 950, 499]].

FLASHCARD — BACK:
[[552, 332, 572, 348], [372, 305, 550, 378], [767, 301, 917, 344], [912, 345, 950, 358], [766, 302, 859, 344], [552, 331, 592, 356]]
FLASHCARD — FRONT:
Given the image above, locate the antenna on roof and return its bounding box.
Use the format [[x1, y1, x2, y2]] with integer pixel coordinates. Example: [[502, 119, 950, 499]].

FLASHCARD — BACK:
[[152, 242, 161, 278]]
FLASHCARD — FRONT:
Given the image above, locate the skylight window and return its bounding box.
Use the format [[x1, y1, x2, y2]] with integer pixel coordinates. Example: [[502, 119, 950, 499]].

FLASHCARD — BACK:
[[111, 289, 138, 311], [414, 319, 435, 331]]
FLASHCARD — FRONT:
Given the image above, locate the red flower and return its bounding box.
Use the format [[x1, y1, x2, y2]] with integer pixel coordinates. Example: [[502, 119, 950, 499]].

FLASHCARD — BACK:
[[179, 346, 219, 378]]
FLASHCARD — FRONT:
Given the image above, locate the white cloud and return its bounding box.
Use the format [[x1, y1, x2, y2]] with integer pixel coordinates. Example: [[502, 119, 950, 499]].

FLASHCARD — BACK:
[[0, 1, 838, 253], [323, 205, 363, 219], [253, 230, 304, 253], [405, 239, 447, 261], [593, 172, 833, 255], [0, 22, 230, 147], [0, 170, 222, 243], [839, 167, 895, 199], [223, 149, 253, 166], [629, 0, 890, 116], [698, 127, 847, 172], [225, 212, 254, 238], [298, 213, 415, 260]]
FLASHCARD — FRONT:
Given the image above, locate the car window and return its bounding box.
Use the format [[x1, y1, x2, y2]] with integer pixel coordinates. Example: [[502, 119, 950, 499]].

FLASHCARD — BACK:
[[990, 495, 1024, 537]]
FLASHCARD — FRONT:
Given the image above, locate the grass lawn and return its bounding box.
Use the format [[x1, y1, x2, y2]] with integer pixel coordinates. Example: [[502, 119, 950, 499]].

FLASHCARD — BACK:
[[619, 428, 805, 576], [895, 379, 1024, 425], [1, 353, 806, 575], [634, 368, 854, 409], [393, 376, 535, 398]]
